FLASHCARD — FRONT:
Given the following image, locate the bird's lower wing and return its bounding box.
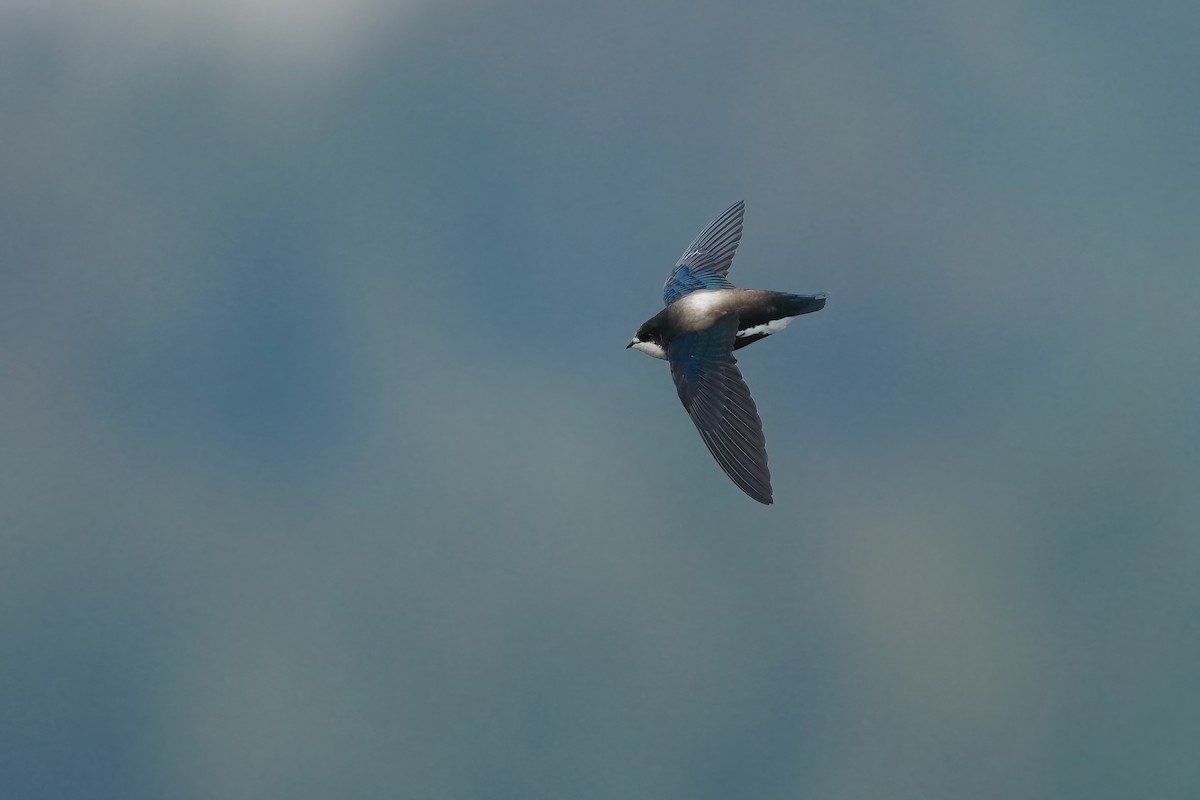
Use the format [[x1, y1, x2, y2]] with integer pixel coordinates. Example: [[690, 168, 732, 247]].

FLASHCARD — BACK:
[[668, 318, 772, 504]]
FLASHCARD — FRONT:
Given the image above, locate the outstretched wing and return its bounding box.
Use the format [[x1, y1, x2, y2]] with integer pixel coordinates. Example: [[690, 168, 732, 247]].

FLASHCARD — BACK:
[[662, 200, 744, 306], [667, 316, 772, 504]]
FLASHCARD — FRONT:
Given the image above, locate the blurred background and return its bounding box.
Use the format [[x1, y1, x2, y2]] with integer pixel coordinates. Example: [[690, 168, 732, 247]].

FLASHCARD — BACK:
[[3, 0, 1198, 797]]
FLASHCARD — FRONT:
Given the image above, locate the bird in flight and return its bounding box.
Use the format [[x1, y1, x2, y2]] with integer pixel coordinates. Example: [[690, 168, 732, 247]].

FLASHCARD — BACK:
[[626, 200, 825, 504]]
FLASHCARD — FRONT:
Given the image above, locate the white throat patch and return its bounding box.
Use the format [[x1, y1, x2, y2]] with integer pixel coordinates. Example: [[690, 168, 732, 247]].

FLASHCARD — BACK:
[[629, 340, 668, 360]]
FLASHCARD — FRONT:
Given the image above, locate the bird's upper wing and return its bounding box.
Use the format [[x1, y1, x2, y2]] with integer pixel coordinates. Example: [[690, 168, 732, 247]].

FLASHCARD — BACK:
[[667, 316, 772, 504], [662, 200, 744, 306]]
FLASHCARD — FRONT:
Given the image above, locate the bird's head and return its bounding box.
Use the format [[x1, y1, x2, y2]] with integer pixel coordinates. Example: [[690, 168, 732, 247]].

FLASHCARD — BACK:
[[626, 323, 667, 360]]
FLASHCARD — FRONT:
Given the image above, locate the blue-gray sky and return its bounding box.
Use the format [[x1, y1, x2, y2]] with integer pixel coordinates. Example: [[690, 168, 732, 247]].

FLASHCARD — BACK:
[[3, 1, 1198, 798]]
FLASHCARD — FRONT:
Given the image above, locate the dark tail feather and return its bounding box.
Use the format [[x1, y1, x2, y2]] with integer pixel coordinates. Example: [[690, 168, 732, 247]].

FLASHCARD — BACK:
[[784, 292, 826, 316]]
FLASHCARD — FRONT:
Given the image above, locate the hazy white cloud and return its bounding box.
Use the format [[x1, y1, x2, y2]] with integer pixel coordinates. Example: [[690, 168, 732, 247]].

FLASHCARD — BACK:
[[3, 0, 418, 69]]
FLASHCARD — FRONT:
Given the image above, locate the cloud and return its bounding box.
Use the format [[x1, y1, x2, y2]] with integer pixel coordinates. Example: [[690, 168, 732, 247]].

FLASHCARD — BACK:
[[2, 0, 417, 70]]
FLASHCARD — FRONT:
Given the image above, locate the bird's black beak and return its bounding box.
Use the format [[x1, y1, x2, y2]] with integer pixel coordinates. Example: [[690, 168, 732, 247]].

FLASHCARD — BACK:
[[625, 341, 634, 349]]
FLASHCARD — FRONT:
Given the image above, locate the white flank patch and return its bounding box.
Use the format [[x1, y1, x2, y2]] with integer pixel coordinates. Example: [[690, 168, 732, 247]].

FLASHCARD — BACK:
[[737, 316, 795, 338]]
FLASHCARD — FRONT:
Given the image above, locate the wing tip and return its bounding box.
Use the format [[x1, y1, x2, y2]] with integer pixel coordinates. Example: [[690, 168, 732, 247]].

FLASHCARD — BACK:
[[743, 476, 773, 505]]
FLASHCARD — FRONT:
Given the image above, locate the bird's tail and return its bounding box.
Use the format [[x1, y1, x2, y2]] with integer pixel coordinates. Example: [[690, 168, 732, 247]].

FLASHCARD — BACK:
[[782, 292, 826, 316]]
